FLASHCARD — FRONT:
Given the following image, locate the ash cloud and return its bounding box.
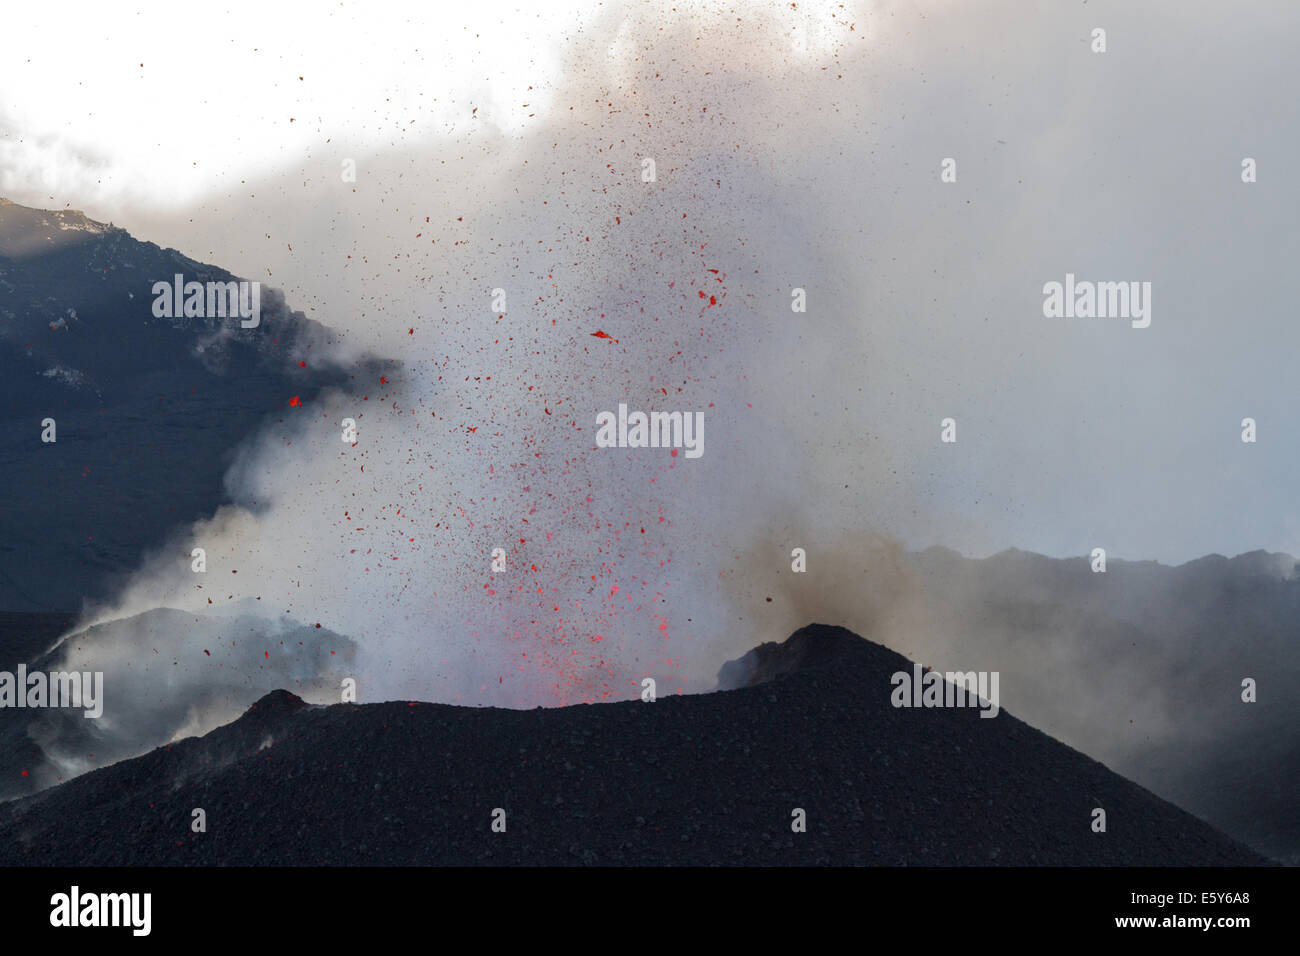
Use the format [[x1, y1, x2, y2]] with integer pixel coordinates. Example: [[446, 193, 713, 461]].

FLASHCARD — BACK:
[[66, 1, 897, 713], [16, 1, 1300, 862]]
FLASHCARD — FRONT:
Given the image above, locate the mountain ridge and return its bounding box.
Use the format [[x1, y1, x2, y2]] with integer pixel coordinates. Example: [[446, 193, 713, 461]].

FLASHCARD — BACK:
[[0, 197, 374, 610], [0, 623, 1273, 866]]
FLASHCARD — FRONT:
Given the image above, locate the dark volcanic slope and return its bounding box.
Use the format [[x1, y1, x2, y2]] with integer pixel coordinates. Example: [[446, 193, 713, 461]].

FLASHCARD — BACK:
[[0, 606, 358, 801], [0, 625, 1272, 866], [904, 546, 1300, 865], [0, 198, 362, 611], [0, 612, 77, 671]]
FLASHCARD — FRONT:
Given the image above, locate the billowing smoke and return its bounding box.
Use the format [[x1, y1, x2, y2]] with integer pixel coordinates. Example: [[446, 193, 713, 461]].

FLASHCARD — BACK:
[[49, 3, 894, 719], [17, 0, 1300, 864], [12, 606, 356, 794]]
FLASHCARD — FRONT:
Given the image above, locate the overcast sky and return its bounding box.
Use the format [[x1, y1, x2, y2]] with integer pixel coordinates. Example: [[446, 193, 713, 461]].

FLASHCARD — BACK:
[[4, 0, 1297, 597]]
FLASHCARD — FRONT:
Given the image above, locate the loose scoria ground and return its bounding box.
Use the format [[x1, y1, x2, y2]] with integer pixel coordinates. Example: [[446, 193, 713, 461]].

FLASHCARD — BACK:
[[0, 625, 1273, 865]]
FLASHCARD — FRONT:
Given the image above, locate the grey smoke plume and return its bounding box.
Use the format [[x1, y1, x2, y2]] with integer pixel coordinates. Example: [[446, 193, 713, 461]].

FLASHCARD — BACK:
[[20, 2, 1299, 863], [65, 2, 898, 711]]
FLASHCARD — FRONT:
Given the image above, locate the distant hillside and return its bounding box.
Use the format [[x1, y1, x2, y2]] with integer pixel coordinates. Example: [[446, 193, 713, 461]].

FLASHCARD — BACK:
[[0, 198, 366, 610], [896, 546, 1300, 865], [0, 605, 357, 800]]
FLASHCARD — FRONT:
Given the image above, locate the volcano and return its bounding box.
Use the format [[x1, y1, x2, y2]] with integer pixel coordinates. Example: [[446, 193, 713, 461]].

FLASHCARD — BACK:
[[0, 624, 1272, 866]]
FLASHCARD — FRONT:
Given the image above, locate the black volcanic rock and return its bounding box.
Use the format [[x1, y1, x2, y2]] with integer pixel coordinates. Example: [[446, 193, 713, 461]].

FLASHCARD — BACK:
[[240, 688, 311, 722], [715, 623, 870, 688], [0, 624, 1272, 866]]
